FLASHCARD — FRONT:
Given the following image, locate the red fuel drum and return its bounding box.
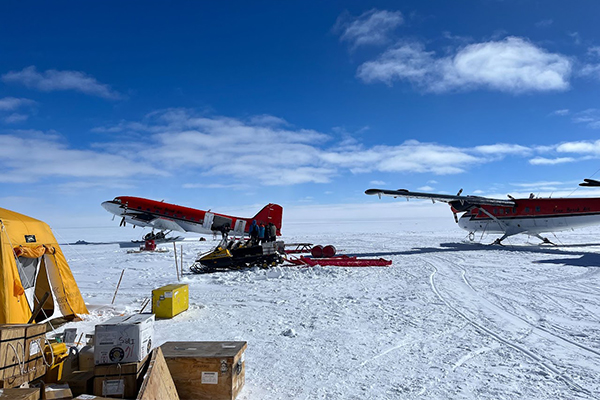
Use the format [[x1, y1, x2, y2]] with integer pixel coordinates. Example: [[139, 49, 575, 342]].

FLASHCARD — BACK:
[[311, 245, 323, 258], [322, 245, 336, 257]]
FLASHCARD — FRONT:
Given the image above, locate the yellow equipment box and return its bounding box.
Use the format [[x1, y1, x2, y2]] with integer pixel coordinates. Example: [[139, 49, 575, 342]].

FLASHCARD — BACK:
[[152, 284, 189, 319]]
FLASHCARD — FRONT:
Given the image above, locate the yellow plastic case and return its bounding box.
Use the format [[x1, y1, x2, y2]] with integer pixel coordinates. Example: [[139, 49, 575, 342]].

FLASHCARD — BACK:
[[152, 284, 189, 319]]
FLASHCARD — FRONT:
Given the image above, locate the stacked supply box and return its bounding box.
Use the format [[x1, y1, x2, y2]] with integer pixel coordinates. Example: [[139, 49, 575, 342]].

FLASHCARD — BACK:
[[0, 323, 47, 387], [161, 341, 247, 400], [152, 284, 189, 319], [93, 313, 154, 399], [94, 313, 154, 365], [93, 354, 149, 399]]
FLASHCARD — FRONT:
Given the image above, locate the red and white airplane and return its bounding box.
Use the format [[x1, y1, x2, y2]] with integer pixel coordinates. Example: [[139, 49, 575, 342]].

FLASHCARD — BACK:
[[366, 179, 600, 244], [102, 196, 283, 237]]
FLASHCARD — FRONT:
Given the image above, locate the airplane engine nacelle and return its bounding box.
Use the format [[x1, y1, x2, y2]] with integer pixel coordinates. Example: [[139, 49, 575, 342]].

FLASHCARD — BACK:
[[449, 200, 474, 213]]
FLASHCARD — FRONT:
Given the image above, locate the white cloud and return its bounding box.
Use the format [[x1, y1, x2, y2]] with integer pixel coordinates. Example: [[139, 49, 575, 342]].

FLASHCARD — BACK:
[[334, 9, 403, 49], [579, 63, 600, 79], [551, 109, 569, 116], [0, 132, 165, 183], [588, 46, 600, 58], [369, 180, 386, 186], [249, 114, 289, 126], [4, 113, 29, 124], [570, 109, 600, 129], [358, 37, 572, 93], [0, 97, 36, 111], [6, 109, 594, 188], [2, 66, 121, 99], [510, 180, 572, 190], [535, 19, 553, 28], [568, 32, 582, 45], [529, 157, 576, 165], [556, 139, 600, 154], [473, 143, 531, 155], [182, 183, 250, 190], [0, 97, 36, 124]]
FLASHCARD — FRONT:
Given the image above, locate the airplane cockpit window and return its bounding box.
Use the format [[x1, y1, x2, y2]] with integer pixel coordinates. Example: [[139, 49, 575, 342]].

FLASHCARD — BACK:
[[114, 198, 121, 204]]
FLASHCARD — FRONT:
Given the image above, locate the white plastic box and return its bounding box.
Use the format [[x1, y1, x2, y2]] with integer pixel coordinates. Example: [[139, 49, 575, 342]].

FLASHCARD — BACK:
[[94, 313, 155, 365]]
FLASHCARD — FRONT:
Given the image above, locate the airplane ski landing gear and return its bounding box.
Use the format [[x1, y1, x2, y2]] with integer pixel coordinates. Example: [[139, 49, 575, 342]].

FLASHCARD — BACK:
[[533, 234, 556, 245], [468, 232, 475, 242], [490, 233, 509, 246], [490, 238, 505, 246]]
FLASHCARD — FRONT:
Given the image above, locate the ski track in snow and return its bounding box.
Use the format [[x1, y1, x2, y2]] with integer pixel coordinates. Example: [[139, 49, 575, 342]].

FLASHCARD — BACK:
[[426, 255, 593, 396], [55, 224, 600, 399]]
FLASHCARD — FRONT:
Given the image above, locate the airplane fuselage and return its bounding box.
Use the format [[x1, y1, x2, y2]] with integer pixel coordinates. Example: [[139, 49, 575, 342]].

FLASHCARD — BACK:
[[457, 197, 600, 236], [102, 196, 283, 236]]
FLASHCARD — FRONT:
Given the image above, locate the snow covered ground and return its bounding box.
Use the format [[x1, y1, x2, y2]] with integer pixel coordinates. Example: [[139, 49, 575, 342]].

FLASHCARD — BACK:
[[53, 219, 600, 399]]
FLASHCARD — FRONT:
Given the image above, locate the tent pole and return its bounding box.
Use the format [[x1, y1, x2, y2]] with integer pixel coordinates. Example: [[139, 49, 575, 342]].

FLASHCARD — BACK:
[[27, 292, 50, 324]]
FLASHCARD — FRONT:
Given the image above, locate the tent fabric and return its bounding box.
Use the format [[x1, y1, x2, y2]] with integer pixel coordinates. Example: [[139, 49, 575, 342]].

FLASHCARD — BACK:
[[0, 207, 88, 324], [14, 245, 55, 258]]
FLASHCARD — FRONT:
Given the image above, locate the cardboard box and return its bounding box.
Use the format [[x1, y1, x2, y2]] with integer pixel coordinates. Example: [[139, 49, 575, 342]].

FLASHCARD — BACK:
[[152, 284, 189, 319], [61, 370, 93, 397], [161, 341, 246, 400], [74, 396, 113, 400], [43, 384, 72, 400], [0, 388, 40, 400], [93, 355, 149, 399], [94, 314, 154, 365], [0, 324, 46, 386]]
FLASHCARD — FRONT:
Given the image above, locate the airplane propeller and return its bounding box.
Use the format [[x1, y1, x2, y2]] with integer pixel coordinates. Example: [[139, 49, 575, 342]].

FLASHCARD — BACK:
[[452, 189, 463, 223]]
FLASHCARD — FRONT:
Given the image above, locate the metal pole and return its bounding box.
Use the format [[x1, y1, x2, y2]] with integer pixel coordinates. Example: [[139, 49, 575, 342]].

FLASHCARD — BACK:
[[173, 242, 180, 281]]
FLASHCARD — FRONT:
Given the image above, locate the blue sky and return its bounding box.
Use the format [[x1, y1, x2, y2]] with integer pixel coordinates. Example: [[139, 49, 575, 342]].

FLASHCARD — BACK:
[[2, 1, 600, 227]]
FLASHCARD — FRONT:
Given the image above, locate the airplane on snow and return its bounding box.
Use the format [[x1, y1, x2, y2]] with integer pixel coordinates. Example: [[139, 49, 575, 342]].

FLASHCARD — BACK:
[[366, 179, 600, 245], [102, 196, 283, 238]]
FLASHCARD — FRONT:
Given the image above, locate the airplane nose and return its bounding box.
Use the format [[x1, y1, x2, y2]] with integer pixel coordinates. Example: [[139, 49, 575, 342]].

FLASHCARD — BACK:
[[101, 201, 122, 215]]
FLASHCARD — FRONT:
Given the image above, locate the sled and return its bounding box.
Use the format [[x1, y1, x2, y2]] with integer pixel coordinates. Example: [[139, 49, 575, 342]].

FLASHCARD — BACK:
[[287, 255, 392, 267]]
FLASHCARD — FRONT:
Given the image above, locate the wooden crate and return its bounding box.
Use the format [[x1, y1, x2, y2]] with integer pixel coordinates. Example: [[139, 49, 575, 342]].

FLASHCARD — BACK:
[[0, 388, 39, 400], [93, 355, 149, 399], [0, 324, 46, 386], [137, 347, 179, 400], [161, 341, 247, 400], [23, 324, 46, 382]]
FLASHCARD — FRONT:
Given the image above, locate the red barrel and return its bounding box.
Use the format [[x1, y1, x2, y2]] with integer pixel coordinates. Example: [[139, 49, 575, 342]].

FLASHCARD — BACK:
[[311, 245, 323, 258], [322, 245, 336, 258], [144, 239, 156, 251]]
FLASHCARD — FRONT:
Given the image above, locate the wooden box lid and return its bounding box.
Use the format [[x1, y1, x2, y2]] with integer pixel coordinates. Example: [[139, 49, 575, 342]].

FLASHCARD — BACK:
[[161, 342, 247, 359]]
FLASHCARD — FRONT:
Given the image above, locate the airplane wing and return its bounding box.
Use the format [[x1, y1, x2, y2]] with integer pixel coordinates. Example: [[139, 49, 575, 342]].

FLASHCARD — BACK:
[[580, 179, 600, 187], [365, 188, 516, 208], [121, 210, 187, 232], [149, 217, 187, 232]]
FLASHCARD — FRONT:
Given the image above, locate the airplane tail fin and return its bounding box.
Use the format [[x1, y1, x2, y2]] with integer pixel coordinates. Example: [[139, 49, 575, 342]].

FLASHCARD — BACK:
[[253, 203, 284, 235]]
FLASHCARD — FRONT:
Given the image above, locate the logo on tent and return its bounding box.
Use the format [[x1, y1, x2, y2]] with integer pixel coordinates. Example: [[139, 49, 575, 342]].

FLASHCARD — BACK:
[[24, 235, 36, 243]]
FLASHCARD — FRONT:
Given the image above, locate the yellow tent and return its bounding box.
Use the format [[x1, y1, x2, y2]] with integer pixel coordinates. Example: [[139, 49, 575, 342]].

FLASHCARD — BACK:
[[0, 207, 88, 324]]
